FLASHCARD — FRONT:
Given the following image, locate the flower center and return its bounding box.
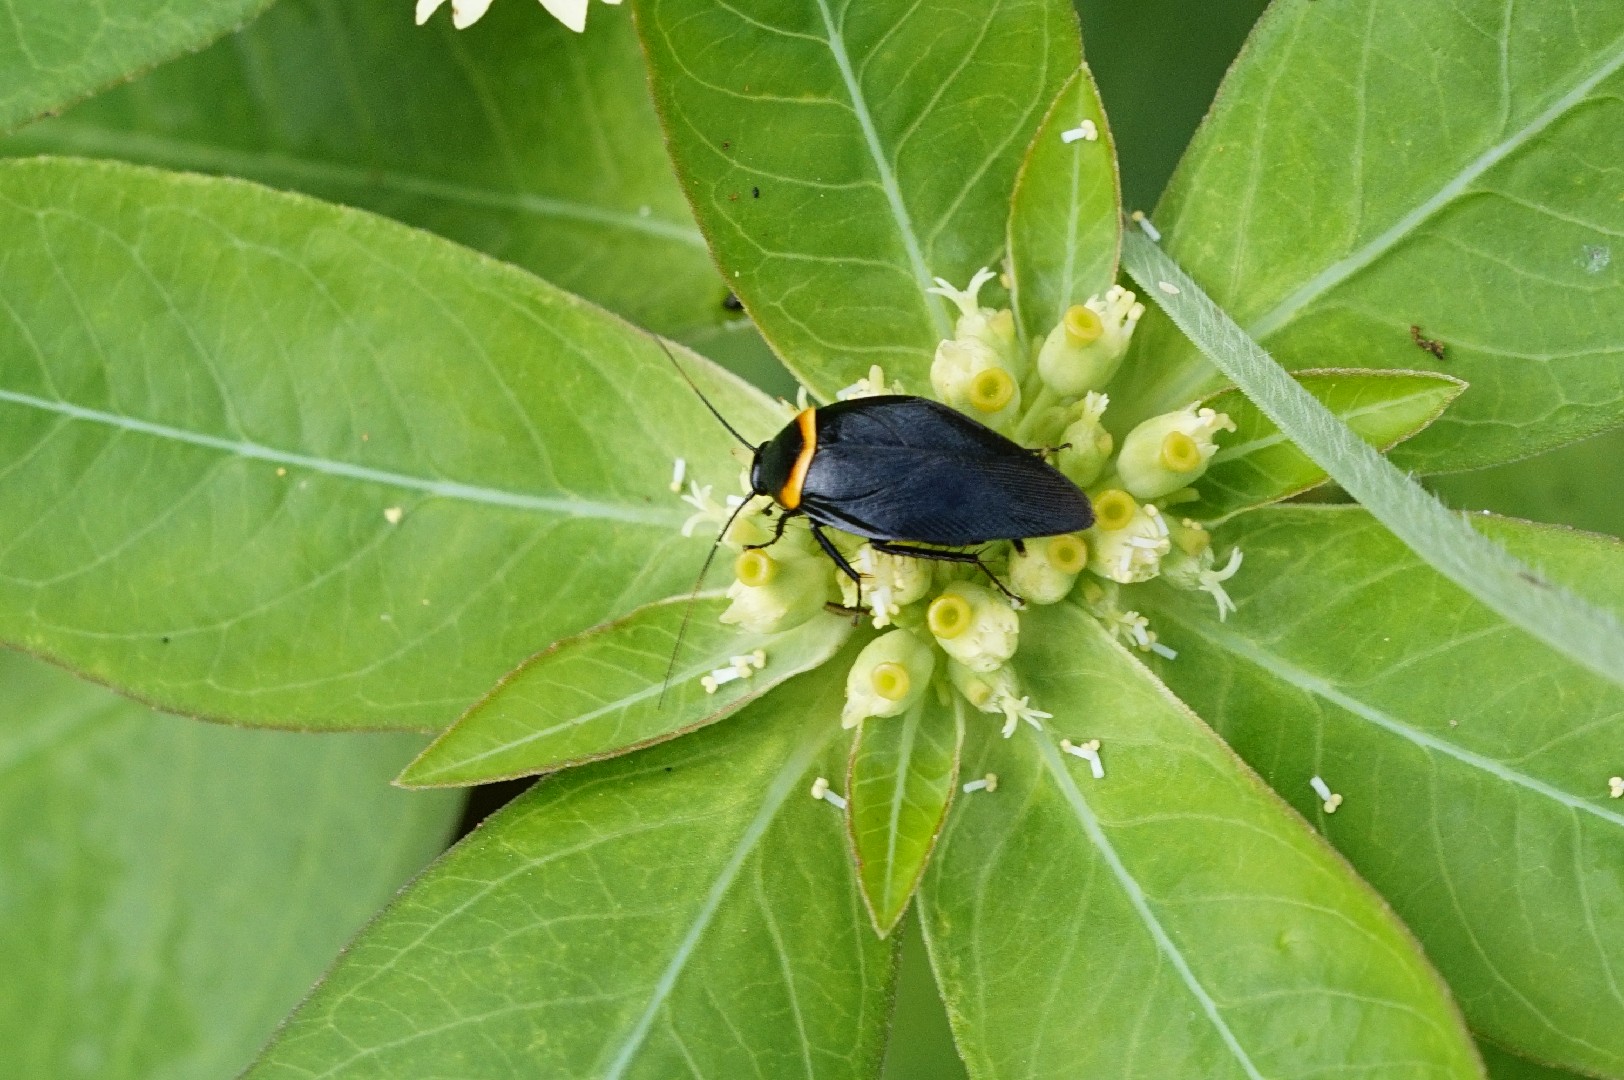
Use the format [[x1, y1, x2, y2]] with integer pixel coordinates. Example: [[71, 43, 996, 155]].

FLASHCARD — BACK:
[[734, 549, 776, 588], [968, 368, 1015, 412], [1093, 489, 1137, 531], [1063, 304, 1103, 345], [870, 661, 911, 701], [927, 593, 973, 639], [1160, 430, 1202, 472], [1047, 535, 1088, 574]]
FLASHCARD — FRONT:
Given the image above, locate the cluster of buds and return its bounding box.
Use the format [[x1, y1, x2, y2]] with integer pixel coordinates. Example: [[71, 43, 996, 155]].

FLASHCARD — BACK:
[[680, 267, 1245, 744]]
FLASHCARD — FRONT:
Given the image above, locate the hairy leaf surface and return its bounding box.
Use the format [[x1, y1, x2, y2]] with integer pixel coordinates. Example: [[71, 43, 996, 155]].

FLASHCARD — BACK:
[[1113, 0, 1624, 471], [921, 604, 1482, 1080], [0, 159, 779, 729], [1139, 507, 1624, 1076], [0, 651, 455, 1080]]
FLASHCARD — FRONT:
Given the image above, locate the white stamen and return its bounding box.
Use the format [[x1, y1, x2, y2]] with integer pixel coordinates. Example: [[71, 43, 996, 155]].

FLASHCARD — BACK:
[[999, 697, 1051, 738], [1060, 121, 1098, 143], [708, 666, 744, 688], [1609, 776, 1624, 799], [669, 458, 686, 492], [383, 506, 403, 525], [962, 773, 999, 794], [701, 676, 718, 694], [810, 776, 848, 810], [1157, 280, 1181, 295], [1200, 548, 1245, 621], [1310, 775, 1343, 813], [1131, 210, 1162, 242], [1148, 640, 1178, 659], [1061, 738, 1105, 779]]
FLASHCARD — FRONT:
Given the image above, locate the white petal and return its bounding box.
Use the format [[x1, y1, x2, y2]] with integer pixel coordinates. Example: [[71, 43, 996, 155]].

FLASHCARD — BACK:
[[539, 0, 589, 31], [450, 0, 495, 27], [602, 0, 623, 5], [415, 0, 450, 24]]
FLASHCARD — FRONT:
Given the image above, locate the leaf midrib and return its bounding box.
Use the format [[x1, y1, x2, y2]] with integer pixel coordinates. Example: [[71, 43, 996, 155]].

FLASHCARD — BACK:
[[1035, 734, 1268, 1080], [810, 0, 951, 341], [5, 120, 709, 248], [0, 387, 681, 525], [1158, 605, 1624, 829]]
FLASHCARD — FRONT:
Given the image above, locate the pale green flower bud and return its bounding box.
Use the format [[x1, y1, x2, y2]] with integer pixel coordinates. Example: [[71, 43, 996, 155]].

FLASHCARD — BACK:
[[1035, 287, 1143, 396], [1115, 404, 1236, 501], [1009, 534, 1089, 605], [1056, 392, 1114, 488], [1085, 491, 1171, 584], [839, 544, 935, 628], [720, 547, 831, 634], [948, 662, 1052, 738], [842, 629, 936, 728], [926, 582, 1019, 673], [1160, 518, 1244, 620], [927, 268, 1022, 372], [930, 337, 1021, 432]]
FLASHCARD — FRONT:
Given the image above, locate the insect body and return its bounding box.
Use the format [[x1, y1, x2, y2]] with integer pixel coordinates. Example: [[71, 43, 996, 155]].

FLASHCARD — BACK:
[[748, 395, 1093, 589]]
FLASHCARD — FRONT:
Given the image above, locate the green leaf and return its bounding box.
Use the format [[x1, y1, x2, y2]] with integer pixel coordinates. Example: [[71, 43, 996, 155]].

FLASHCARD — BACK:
[[847, 694, 963, 936], [1122, 229, 1624, 687], [0, 0, 273, 135], [0, 158, 779, 730], [634, 0, 1081, 397], [1191, 368, 1465, 521], [1429, 426, 1624, 540], [1112, 0, 1624, 472], [0, 650, 457, 1080], [921, 603, 1483, 1080], [1137, 506, 1624, 1076], [3, 0, 735, 344], [401, 598, 851, 787], [244, 659, 895, 1079], [1479, 1042, 1592, 1080], [1008, 64, 1121, 344]]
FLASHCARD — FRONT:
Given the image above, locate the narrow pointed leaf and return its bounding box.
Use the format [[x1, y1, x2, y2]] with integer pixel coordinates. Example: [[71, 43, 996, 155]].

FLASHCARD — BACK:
[[0, 158, 779, 730], [922, 603, 1482, 1080], [0, 651, 457, 1080], [634, 0, 1081, 396], [0, 0, 273, 135], [1191, 369, 1465, 521], [401, 598, 851, 786], [1008, 64, 1121, 343], [1111, 0, 1624, 471], [847, 694, 963, 935], [3, 0, 735, 344], [245, 661, 894, 1080], [1139, 507, 1624, 1076], [1123, 229, 1624, 687]]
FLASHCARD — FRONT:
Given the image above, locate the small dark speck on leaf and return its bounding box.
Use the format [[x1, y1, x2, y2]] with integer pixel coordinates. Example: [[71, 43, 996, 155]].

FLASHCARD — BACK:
[[1410, 324, 1446, 361], [664, 766, 673, 773], [728, 192, 739, 202], [723, 292, 744, 312], [752, 186, 760, 198], [160, 636, 170, 644], [721, 140, 731, 150]]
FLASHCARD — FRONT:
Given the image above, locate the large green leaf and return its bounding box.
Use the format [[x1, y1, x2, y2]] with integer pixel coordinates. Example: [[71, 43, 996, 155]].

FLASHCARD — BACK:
[[1112, 0, 1624, 472], [1479, 1042, 1592, 1080], [1138, 507, 1624, 1076], [0, 0, 273, 135], [921, 604, 1482, 1080], [847, 694, 962, 935], [0, 650, 456, 1080], [0, 158, 779, 730], [244, 659, 895, 1079], [1430, 426, 1624, 540], [1007, 64, 1121, 344], [634, 0, 1081, 396], [400, 597, 851, 786], [3, 0, 738, 346], [1191, 369, 1464, 521]]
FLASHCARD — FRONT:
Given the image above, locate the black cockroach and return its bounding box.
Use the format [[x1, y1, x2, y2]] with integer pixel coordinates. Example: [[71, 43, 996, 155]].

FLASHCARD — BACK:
[[657, 340, 1093, 699], [662, 341, 1092, 592]]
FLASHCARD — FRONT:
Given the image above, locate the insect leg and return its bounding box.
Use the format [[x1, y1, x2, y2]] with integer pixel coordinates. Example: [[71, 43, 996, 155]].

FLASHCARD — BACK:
[[743, 506, 797, 550], [870, 541, 1023, 604], [809, 521, 863, 607]]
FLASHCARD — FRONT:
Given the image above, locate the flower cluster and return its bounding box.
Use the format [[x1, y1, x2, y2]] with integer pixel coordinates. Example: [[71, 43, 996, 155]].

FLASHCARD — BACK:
[[415, 0, 617, 33], [680, 269, 1243, 740]]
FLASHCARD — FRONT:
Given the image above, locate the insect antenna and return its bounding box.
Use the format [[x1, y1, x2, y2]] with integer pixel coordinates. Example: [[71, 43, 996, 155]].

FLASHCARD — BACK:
[[652, 334, 754, 450], [661, 494, 756, 708]]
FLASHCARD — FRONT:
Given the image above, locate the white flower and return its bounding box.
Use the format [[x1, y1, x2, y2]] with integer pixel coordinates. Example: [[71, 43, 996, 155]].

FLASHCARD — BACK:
[[929, 337, 1021, 430], [1056, 392, 1113, 488], [720, 548, 830, 634], [927, 582, 1019, 673], [948, 663, 1051, 738], [1035, 287, 1143, 397], [1008, 534, 1088, 605], [837, 364, 906, 400], [1116, 404, 1236, 501], [1086, 493, 1171, 584], [838, 545, 933, 628], [926, 268, 1018, 365], [842, 630, 936, 728], [416, 0, 620, 33]]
